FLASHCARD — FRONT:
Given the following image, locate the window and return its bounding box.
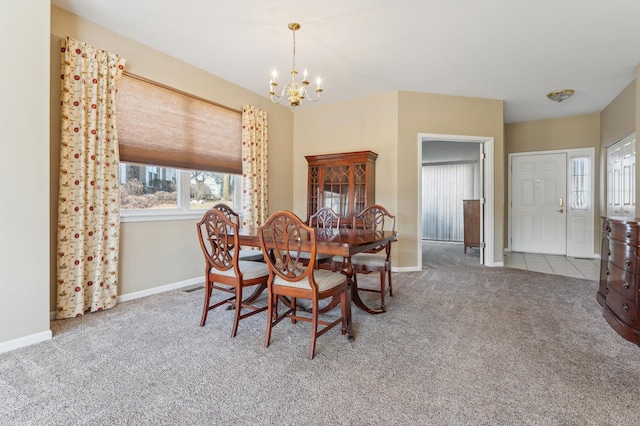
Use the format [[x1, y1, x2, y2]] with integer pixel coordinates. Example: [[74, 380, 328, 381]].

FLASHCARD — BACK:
[[115, 73, 243, 222], [570, 156, 589, 210], [119, 163, 241, 221]]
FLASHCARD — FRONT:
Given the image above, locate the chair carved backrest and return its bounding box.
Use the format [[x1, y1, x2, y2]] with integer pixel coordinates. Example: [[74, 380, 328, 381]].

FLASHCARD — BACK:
[[212, 203, 240, 224], [197, 208, 241, 275], [353, 204, 396, 255], [259, 211, 319, 291], [308, 207, 341, 229]]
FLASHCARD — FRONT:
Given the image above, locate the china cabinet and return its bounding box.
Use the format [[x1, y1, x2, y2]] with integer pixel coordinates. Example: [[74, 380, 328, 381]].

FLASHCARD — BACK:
[[305, 151, 377, 224], [463, 199, 480, 253]]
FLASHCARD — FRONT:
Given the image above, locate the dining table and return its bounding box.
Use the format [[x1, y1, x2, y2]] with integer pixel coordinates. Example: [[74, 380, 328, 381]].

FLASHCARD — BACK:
[[237, 226, 397, 338]]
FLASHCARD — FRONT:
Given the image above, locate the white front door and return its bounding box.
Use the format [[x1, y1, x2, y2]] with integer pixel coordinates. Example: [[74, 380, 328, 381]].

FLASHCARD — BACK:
[[511, 153, 567, 255]]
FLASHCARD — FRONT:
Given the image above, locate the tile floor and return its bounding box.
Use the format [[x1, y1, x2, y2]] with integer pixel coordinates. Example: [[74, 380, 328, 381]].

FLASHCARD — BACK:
[[503, 252, 600, 281]]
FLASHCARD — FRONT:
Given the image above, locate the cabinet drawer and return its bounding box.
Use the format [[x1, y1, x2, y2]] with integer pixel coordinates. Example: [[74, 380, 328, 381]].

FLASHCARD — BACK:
[[608, 220, 640, 244], [606, 263, 638, 301], [606, 288, 638, 325], [609, 240, 639, 272]]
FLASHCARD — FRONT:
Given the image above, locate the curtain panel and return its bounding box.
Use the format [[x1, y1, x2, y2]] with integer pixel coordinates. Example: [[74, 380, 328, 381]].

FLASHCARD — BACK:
[[422, 162, 474, 241], [241, 105, 269, 227], [57, 37, 126, 319]]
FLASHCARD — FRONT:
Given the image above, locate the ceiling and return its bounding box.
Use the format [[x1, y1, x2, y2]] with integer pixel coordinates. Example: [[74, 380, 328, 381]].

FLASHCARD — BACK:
[[51, 0, 640, 123]]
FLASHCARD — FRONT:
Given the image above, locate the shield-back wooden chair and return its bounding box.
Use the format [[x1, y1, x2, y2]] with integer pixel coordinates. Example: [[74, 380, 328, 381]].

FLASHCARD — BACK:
[[303, 207, 341, 269], [351, 204, 396, 310], [258, 210, 350, 359], [196, 208, 269, 337], [212, 204, 264, 261]]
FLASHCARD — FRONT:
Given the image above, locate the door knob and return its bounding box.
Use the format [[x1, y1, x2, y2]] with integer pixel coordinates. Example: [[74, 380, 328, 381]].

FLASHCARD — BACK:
[[558, 209, 564, 213]]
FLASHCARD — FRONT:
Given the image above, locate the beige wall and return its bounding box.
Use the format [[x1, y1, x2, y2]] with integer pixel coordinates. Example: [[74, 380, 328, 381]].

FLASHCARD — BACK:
[[49, 7, 294, 312], [294, 91, 505, 268], [398, 91, 505, 266], [0, 1, 51, 346], [292, 92, 399, 217], [601, 80, 636, 146], [505, 113, 602, 254]]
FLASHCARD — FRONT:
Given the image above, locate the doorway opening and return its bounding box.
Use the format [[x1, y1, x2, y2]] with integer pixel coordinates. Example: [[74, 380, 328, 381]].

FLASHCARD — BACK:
[[417, 133, 495, 267]]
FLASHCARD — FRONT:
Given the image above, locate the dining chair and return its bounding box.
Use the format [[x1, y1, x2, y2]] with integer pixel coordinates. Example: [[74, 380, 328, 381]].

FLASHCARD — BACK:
[[351, 204, 396, 310], [196, 208, 269, 337], [303, 207, 341, 269], [212, 203, 264, 261], [258, 210, 350, 359]]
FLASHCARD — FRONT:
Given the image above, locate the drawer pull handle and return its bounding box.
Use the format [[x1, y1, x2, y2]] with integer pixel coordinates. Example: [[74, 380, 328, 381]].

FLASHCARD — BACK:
[[624, 258, 631, 266], [622, 303, 630, 312], [626, 231, 633, 238], [623, 282, 631, 290], [608, 250, 611, 256]]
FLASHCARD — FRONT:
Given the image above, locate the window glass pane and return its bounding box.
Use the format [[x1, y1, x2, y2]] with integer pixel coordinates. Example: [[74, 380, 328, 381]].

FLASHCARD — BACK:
[[119, 163, 178, 209], [571, 156, 589, 210], [190, 172, 237, 210]]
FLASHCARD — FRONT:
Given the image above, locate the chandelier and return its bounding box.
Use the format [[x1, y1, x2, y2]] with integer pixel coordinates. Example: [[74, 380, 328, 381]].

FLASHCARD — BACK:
[[269, 22, 323, 111]]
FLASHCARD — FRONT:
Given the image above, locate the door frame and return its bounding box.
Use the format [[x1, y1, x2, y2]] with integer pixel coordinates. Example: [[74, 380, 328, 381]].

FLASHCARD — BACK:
[[417, 133, 495, 267], [508, 148, 595, 257]]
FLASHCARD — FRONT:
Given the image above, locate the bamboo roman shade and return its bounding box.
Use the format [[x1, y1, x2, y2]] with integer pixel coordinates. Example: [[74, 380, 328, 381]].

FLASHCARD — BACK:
[[116, 73, 242, 174]]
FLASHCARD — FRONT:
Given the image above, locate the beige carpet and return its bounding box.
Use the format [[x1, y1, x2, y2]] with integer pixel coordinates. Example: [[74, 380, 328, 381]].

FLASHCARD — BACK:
[[1, 241, 639, 425]]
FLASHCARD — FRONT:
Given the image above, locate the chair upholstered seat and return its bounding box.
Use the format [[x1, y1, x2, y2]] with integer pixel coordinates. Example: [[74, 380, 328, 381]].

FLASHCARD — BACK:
[[216, 260, 269, 279], [351, 253, 387, 267], [274, 269, 347, 291]]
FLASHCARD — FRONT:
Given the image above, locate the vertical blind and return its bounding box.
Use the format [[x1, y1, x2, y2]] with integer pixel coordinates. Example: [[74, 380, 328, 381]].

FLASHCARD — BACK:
[[116, 73, 242, 174], [422, 162, 474, 241]]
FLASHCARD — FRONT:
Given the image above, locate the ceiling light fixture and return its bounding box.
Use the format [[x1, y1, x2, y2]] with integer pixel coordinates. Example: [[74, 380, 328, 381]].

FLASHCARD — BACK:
[[269, 22, 323, 112], [546, 89, 575, 102]]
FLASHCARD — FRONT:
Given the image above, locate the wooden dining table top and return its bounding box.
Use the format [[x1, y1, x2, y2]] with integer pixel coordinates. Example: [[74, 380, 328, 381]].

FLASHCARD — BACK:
[[237, 227, 397, 257]]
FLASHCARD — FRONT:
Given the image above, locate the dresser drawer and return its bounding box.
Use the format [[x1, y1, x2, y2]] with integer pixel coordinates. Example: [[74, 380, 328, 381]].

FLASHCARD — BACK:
[[606, 263, 638, 301], [609, 239, 640, 272], [606, 288, 638, 326], [607, 220, 640, 244]]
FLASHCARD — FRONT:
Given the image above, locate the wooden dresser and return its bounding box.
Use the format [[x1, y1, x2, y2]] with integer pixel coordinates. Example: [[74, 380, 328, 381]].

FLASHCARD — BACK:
[[463, 200, 480, 253], [598, 217, 640, 346]]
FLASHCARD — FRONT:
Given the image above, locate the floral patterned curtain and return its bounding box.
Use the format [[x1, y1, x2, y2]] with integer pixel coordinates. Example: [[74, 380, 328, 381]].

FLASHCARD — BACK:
[[240, 105, 269, 227], [56, 37, 126, 319]]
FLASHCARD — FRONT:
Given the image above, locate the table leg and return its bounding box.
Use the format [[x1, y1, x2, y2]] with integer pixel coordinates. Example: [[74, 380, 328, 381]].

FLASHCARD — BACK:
[[343, 256, 386, 315], [345, 284, 354, 341], [226, 282, 266, 310], [315, 256, 385, 315]]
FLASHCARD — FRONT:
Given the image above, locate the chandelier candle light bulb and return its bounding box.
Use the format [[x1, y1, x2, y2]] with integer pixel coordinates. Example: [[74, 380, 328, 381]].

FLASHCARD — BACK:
[[269, 22, 324, 111]]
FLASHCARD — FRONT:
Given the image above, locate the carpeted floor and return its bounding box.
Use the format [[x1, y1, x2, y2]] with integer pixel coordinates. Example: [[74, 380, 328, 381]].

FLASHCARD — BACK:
[[1, 241, 639, 425]]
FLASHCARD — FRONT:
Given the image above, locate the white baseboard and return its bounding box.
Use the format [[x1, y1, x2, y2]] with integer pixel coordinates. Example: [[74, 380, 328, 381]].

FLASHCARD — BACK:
[[49, 277, 204, 320], [117, 277, 203, 303], [0, 330, 52, 355], [392, 266, 421, 272]]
